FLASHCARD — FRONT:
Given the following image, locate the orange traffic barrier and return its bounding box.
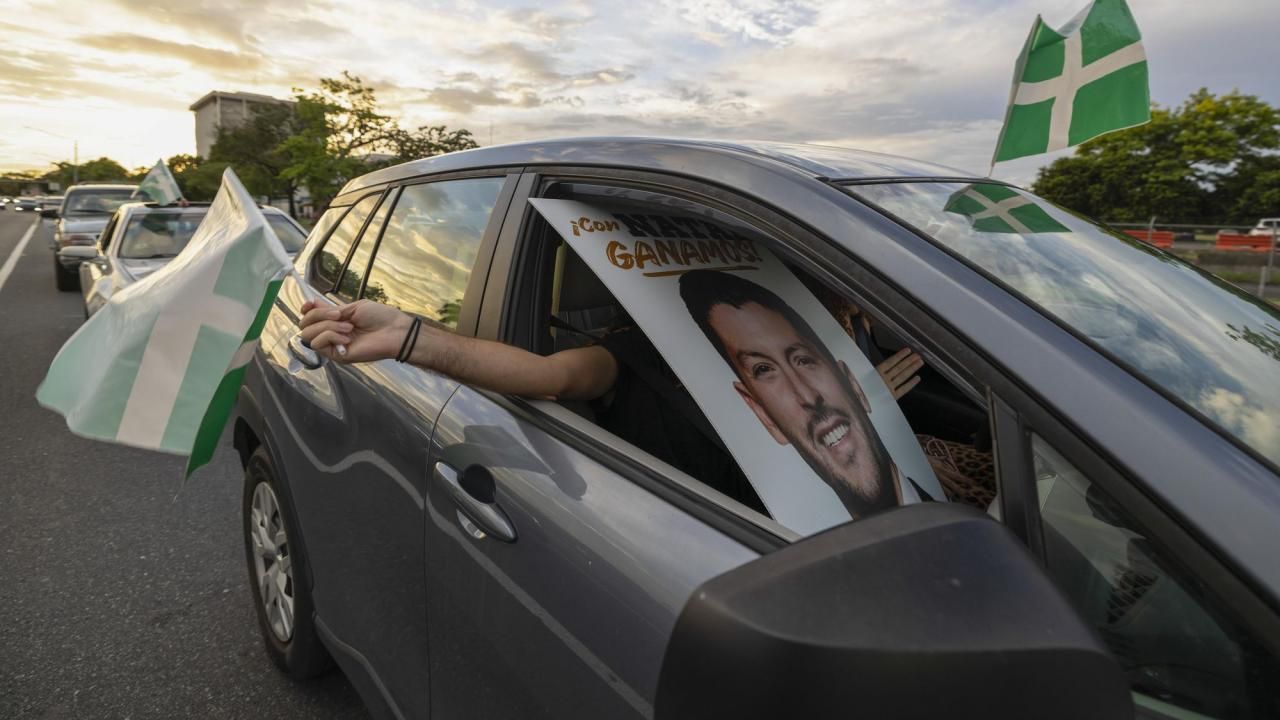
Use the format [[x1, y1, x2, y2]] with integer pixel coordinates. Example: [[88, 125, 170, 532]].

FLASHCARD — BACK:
[[1215, 234, 1274, 252]]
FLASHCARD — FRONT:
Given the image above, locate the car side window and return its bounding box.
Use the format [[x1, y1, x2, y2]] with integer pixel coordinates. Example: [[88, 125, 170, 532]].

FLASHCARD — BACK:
[[333, 195, 393, 302], [312, 194, 379, 292], [98, 212, 121, 252], [1031, 433, 1279, 719], [511, 182, 994, 527], [362, 177, 505, 328]]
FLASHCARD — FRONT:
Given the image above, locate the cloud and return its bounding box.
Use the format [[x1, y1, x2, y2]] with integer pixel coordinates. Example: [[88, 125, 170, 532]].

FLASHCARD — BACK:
[[657, 0, 819, 45], [80, 33, 264, 72]]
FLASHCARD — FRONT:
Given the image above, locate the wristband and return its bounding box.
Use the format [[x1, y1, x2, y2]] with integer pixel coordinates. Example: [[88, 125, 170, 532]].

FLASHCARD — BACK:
[[396, 317, 422, 363]]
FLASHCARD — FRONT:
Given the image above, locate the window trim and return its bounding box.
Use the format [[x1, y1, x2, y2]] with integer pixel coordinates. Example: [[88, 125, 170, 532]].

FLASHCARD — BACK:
[[333, 186, 400, 303], [993, 386, 1280, 661], [308, 190, 386, 295], [476, 166, 1010, 549]]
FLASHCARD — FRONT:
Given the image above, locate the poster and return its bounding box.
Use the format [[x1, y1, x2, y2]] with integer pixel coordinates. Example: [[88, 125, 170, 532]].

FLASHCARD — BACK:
[[530, 198, 943, 535]]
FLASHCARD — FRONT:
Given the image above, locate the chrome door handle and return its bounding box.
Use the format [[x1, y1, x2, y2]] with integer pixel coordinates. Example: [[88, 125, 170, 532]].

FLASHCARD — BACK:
[[433, 462, 517, 543], [288, 334, 321, 369]]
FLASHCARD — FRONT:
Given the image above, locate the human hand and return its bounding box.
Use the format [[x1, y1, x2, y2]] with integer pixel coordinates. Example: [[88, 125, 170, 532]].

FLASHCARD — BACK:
[[298, 299, 412, 363], [877, 347, 924, 400]]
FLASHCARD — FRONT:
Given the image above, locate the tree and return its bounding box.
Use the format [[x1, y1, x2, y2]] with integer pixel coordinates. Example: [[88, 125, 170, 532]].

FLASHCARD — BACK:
[[279, 72, 400, 211], [43, 157, 130, 188], [209, 103, 303, 215], [279, 72, 480, 211], [389, 125, 478, 162], [1031, 90, 1280, 224]]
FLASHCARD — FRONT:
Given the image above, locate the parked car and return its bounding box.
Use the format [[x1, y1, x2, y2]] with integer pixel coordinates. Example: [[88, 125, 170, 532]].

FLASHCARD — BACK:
[[1250, 218, 1280, 237], [71, 202, 308, 317], [233, 138, 1280, 720], [50, 183, 138, 290]]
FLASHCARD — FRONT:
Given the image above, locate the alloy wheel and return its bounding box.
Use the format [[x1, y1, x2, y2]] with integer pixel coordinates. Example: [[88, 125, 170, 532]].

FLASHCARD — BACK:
[[249, 482, 295, 643]]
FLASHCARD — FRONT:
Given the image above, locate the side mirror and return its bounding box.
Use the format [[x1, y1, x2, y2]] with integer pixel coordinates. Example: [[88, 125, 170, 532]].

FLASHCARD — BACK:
[[655, 502, 1132, 720], [58, 245, 99, 261], [39, 208, 59, 219]]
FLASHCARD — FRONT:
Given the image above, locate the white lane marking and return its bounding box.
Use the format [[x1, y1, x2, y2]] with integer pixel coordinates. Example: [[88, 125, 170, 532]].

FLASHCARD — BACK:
[[0, 220, 38, 296]]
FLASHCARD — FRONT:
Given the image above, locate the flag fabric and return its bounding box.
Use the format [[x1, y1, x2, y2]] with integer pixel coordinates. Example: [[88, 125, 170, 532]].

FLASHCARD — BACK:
[[38, 168, 291, 476], [993, 0, 1149, 163], [133, 159, 185, 205], [944, 184, 1070, 234]]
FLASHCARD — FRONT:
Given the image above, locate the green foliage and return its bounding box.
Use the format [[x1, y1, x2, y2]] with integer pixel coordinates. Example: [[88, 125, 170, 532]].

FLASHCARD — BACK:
[[209, 103, 301, 210], [43, 157, 130, 187], [1032, 90, 1280, 223], [278, 72, 479, 211]]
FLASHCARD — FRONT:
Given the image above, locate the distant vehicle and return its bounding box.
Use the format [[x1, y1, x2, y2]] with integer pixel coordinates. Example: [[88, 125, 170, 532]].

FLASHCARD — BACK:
[[71, 201, 307, 315], [14, 197, 39, 212], [51, 183, 138, 291], [1249, 218, 1280, 237]]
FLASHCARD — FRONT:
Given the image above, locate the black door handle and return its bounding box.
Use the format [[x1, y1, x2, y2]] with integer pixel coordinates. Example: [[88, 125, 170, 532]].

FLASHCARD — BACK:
[[433, 462, 517, 543]]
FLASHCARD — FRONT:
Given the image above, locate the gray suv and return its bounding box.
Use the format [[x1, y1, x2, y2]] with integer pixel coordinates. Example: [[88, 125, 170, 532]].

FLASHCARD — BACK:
[[234, 138, 1280, 719]]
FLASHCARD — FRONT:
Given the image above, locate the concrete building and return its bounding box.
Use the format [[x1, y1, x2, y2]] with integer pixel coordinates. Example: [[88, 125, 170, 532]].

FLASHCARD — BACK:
[[189, 91, 292, 159]]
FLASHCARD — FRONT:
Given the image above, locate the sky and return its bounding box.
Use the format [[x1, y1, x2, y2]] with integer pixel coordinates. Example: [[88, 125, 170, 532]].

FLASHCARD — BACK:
[[0, 0, 1277, 186]]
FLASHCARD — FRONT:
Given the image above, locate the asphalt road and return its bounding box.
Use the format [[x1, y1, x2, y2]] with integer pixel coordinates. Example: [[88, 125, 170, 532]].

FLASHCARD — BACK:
[[0, 212, 367, 719]]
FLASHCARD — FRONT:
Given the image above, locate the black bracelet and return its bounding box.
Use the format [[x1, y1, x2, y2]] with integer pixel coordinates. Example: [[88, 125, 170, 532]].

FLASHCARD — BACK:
[[396, 317, 422, 363]]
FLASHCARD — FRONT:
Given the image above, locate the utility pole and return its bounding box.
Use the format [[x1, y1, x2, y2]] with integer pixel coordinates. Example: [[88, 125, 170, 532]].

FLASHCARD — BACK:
[[73, 140, 78, 186]]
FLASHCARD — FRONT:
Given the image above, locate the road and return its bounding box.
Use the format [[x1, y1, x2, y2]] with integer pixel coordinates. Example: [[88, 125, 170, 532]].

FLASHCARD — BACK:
[[0, 212, 367, 719]]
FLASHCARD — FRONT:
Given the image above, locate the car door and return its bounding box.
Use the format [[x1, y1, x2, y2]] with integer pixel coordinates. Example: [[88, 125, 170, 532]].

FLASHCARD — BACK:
[[256, 173, 521, 718], [423, 173, 806, 719]]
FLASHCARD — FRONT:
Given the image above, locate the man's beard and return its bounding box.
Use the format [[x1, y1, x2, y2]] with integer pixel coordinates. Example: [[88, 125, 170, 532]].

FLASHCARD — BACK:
[[788, 401, 895, 513]]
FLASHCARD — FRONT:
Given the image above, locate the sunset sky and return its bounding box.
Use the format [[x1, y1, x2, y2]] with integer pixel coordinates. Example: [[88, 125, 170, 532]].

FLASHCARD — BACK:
[[1, 0, 1276, 185]]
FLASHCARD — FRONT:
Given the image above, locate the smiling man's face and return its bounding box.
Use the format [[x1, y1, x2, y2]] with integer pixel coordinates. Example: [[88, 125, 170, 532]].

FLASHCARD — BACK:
[[708, 300, 895, 513]]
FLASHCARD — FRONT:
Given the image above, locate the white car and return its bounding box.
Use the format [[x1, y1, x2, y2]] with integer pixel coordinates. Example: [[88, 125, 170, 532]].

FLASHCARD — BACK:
[[1249, 218, 1280, 237], [70, 201, 308, 318]]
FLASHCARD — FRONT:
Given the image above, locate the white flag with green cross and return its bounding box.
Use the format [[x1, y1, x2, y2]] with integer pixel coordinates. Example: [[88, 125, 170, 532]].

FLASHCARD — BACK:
[[133, 159, 185, 206], [38, 168, 291, 477], [944, 184, 1070, 234], [993, 0, 1150, 163]]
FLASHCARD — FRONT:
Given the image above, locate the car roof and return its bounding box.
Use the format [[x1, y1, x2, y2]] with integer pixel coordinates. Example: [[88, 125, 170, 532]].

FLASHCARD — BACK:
[[338, 136, 978, 198]]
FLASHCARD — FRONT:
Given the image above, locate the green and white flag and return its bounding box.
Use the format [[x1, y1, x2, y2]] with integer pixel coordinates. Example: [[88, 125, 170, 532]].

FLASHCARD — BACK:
[[38, 168, 290, 476], [993, 0, 1149, 163], [133, 159, 184, 205], [944, 184, 1069, 233]]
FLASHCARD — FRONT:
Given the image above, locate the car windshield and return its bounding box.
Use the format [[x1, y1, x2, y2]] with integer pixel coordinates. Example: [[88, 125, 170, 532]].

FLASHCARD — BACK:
[[851, 181, 1280, 469], [64, 189, 137, 216], [118, 210, 208, 259], [264, 215, 306, 253]]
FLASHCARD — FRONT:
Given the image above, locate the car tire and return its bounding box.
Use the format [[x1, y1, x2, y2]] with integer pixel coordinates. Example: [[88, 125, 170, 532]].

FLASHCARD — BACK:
[[242, 445, 332, 679], [54, 257, 79, 292]]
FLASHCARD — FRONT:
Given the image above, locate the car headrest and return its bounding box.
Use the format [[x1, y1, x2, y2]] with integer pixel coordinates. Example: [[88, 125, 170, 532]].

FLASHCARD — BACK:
[[556, 244, 616, 312]]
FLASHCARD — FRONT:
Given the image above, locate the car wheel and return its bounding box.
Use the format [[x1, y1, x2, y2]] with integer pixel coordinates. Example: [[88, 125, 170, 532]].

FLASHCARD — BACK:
[[243, 445, 332, 678], [54, 258, 79, 292]]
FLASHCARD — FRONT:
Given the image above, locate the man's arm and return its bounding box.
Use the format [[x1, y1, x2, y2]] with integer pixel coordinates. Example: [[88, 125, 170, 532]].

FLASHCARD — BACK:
[[298, 299, 618, 401]]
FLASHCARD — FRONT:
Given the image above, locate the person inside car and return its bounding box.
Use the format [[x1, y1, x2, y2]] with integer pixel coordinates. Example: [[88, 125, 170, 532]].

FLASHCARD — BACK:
[[296, 273, 936, 517]]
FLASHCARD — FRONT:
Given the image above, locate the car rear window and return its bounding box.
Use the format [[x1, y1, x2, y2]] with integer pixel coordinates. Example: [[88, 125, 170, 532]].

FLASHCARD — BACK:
[[850, 181, 1280, 470], [63, 188, 137, 216], [264, 215, 306, 253], [118, 210, 208, 259]]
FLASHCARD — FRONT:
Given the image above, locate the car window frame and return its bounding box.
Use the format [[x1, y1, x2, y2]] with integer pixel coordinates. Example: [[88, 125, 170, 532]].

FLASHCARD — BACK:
[[475, 166, 1017, 551], [331, 188, 399, 304], [309, 190, 388, 296], [990, 387, 1280, 684], [356, 171, 520, 335], [97, 210, 123, 254]]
